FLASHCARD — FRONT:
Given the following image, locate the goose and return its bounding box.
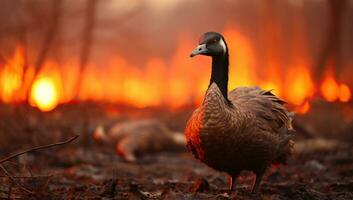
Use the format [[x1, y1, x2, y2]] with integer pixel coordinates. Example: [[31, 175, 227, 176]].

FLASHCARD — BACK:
[[185, 32, 294, 193]]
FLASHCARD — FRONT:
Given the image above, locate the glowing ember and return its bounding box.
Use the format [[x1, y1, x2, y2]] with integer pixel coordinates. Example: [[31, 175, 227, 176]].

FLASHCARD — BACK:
[[30, 77, 59, 112]]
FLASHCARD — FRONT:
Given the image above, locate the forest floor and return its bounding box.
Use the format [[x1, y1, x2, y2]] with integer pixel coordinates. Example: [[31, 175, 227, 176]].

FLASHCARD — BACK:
[[0, 102, 352, 200]]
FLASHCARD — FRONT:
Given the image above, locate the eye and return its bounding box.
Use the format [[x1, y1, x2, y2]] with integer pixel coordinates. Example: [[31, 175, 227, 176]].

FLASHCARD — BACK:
[[209, 39, 218, 44]]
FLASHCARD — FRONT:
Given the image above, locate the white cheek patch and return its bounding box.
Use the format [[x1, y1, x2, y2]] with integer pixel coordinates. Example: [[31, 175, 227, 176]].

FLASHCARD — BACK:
[[219, 38, 227, 55]]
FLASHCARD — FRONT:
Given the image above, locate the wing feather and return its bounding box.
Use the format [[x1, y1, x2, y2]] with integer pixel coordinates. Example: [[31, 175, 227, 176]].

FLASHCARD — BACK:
[[228, 87, 293, 135]]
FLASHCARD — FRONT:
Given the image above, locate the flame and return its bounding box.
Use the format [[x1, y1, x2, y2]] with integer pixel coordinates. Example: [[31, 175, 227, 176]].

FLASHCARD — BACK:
[[320, 68, 351, 103], [0, 28, 351, 112], [224, 27, 256, 88], [0, 47, 26, 102], [338, 83, 351, 102], [285, 66, 314, 105], [168, 33, 204, 108], [321, 76, 339, 102]]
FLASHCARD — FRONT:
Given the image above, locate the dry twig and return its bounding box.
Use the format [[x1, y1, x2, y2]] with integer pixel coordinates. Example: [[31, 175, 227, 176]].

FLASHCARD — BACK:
[[0, 164, 33, 194], [0, 135, 79, 164]]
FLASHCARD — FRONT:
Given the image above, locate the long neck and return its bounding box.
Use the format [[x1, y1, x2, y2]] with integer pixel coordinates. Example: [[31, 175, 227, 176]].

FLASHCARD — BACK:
[[209, 52, 229, 101]]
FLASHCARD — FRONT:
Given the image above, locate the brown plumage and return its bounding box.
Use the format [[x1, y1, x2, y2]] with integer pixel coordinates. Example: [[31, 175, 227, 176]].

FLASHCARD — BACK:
[[186, 32, 294, 193]]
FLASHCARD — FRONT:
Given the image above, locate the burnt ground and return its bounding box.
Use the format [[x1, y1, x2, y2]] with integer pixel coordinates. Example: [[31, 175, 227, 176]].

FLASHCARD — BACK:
[[0, 101, 353, 200]]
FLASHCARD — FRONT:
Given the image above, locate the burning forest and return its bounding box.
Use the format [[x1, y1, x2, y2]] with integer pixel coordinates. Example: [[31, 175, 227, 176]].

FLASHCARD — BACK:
[[0, 0, 353, 199]]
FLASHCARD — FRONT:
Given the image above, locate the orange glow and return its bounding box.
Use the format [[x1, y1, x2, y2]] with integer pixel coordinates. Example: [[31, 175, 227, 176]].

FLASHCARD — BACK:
[[224, 27, 256, 88], [167, 33, 202, 108], [30, 77, 59, 112], [260, 61, 282, 97], [295, 101, 310, 114]]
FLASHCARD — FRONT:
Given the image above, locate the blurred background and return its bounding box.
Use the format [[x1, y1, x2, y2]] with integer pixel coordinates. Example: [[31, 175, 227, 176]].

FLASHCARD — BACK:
[[0, 0, 352, 112], [1, 1, 353, 198]]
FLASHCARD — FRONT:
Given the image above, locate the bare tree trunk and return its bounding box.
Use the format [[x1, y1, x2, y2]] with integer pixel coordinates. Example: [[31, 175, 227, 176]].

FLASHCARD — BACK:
[[18, 22, 29, 101], [26, 0, 62, 101], [315, 0, 347, 80], [73, 0, 98, 99], [17, 1, 29, 100]]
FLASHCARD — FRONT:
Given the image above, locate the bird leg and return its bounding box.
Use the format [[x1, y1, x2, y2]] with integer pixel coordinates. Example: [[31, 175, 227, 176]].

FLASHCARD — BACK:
[[251, 172, 264, 193], [229, 173, 239, 192]]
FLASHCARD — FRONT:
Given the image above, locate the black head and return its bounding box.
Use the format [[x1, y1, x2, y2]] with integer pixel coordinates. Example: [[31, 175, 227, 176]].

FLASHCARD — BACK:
[[190, 32, 227, 58]]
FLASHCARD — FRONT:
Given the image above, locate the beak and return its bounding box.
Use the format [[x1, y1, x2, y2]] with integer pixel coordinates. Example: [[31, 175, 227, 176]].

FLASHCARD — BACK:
[[190, 44, 208, 57]]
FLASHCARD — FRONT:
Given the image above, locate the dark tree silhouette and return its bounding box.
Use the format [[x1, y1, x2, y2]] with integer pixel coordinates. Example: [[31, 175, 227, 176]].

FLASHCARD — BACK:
[[316, 0, 348, 80], [74, 0, 98, 99], [25, 0, 62, 101]]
